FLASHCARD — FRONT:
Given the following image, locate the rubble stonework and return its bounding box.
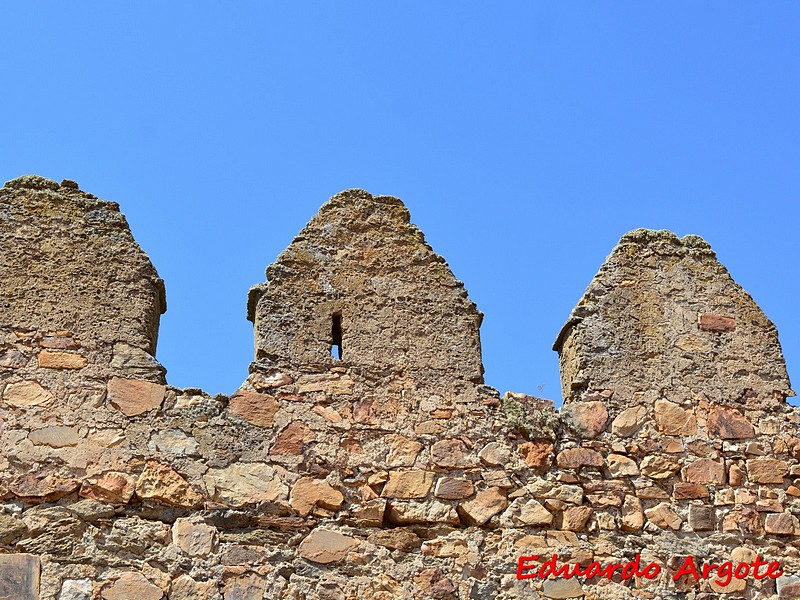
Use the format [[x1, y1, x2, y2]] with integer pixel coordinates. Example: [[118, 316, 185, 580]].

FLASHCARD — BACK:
[[0, 175, 798, 599]]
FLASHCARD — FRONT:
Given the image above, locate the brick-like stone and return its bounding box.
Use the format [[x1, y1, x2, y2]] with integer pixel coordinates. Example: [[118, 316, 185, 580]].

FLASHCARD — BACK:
[[673, 482, 709, 500], [698, 313, 736, 332], [478, 442, 511, 466], [765, 512, 798, 536], [542, 578, 584, 599], [607, 453, 639, 477], [431, 439, 474, 469], [387, 436, 423, 467], [37, 350, 88, 369], [561, 505, 593, 531], [621, 495, 644, 531], [434, 477, 474, 500], [28, 425, 79, 448], [204, 463, 287, 507], [80, 471, 137, 504], [683, 458, 725, 485], [688, 504, 715, 531], [640, 455, 680, 479], [367, 528, 421, 552], [271, 421, 312, 455]]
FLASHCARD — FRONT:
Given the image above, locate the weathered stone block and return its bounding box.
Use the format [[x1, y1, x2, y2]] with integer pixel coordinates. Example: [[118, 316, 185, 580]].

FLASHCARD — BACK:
[[0, 554, 39, 600]]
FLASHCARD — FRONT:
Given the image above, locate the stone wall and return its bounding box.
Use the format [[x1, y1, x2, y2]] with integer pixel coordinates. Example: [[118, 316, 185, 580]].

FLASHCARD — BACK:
[[0, 175, 798, 599]]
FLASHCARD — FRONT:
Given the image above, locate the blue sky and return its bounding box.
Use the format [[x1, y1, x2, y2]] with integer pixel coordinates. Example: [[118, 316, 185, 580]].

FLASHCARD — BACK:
[[2, 3, 798, 404]]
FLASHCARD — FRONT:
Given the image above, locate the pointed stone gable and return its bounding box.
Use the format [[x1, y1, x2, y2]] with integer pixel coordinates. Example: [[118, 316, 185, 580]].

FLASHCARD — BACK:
[[0, 176, 166, 355], [247, 189, 484, 385], [554, 228, 794, 411], [0, 175, 166, 392]]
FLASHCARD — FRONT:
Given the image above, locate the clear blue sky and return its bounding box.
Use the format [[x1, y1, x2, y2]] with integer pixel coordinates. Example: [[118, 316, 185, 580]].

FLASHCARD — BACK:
[[2, 4, 798, 405]]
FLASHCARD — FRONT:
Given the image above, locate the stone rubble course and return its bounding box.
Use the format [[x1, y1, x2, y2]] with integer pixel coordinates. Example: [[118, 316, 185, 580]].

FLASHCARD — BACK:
[[0, 175, 798, 599]]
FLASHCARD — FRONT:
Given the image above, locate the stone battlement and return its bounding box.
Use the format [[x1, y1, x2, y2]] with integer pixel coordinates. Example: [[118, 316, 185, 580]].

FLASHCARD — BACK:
[[0, 175, 797, 599]]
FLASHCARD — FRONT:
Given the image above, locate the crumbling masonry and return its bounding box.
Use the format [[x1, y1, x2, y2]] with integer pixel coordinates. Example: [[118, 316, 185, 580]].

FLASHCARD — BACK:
[[0, 175, 798, 599]]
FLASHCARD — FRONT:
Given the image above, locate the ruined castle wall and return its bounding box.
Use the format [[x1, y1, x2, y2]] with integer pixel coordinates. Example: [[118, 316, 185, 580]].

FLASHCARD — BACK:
[[0, 178, 798, 600]]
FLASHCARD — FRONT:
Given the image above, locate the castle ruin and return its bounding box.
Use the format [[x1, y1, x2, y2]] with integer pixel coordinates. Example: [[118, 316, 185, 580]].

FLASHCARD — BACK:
[[0, 175, 798, 599]]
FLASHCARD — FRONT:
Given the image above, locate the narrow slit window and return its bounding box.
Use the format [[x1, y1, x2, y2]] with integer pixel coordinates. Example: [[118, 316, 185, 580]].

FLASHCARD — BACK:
[[331, 313, 343, 360]]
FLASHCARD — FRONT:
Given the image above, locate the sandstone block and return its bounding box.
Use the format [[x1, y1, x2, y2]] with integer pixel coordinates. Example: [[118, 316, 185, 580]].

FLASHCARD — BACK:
[[37, 350, 87, 369], [607, 453, 639, 477], [640, 455, 681, 479], [59, 579, 92, 600], [683, 458, 725, 485], [28, 425, 79, 447], [673, 482, 709, 500], [431, 439, 474, 469], [434, 477, 474, 500], [654, 399, 697, 435], [478, 441, 512, 466], [414, 568, 457, 600], [560, 400, 608, 438], [9, 473, 79, 500], [107, 377, 165, 416], [707, 407, 755, 439], [387, 435, 423, 467], [542, 578, 584, 599], [204, 463, 287, 507], [748, 458, 789, 484], [228, 390, 280, 427], [621, 495, 644, 531], [80, 471, 137, 504], [765, 512, 799, 536], [688, 504, 715, 531], [101, 572, 162, 600], [458, 487, 507, 525], [367, 528, 421, 552], [611, 405, 648, 437], [509, 498, 554, 527], [2, 380, 54, 408], [172, 518, 218, 557], [148, 429, 198, 456], [698, 312, 736, 332], [722, 507, 764, 536], [298, 529, 357, 564], [386, 500, 460, 525], [271, 421, 312, 455], [0, 554, 39, 600], [0, 515, 27, 544], [518, 440, 554, 472], [290, 477, 344, 515], [556, 447, 603, 469], [135, 461, 203, 507], [645, 502, 682, 530], [561, 505, 593, 531]]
